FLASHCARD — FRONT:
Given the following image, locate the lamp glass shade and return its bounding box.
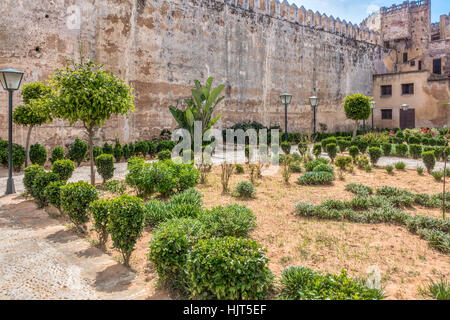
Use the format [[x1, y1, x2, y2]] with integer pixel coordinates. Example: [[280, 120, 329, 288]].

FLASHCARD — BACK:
[[0, 68, 24, 91], [280, 93, 292, 105], [309, 96, 319, 108], [370, 100, 376, 109], [401, 104, 409, 111]]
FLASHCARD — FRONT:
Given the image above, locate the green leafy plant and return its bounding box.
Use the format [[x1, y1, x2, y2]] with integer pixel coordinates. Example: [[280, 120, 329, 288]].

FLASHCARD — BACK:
[[186, 237, 273, 300], [289, 160, 302, 173], [297, 171, 334, 185], [95, 154, 115, 183], [417, 166, 425, 175], [395, 144, 408, 157], [32, 171, 60, 208], [385, 165, 394, 174], [113, 139, 123, 162], [394, 162, 406, 170], [368, 147, 382, 166], [235, 164, 244, 174], [68, 138, 88, 167], [421, 278, 450, 300], [326, 143, 337, 163], [381, 143, 392, 156], [29, 143, 47, 166], [51, 159, 75, 181], [108, 195, 144, 266], [422, 151, 436, 173], [335, 155, 352, 179], [409, 144, 423, 159], [233, 181, 256, 198], [158, 150, 171, 161], [44, 181, 65, 213], [432, 171, 444, 181], [102, 142, 113, 155], [23, 165, 45, 195], [349, 145, 359, 162], [313, 144, 322, 158], [134, 141, 149, 157], [104, 180, 125, 194], [11, 144, 26, 172], [50, 146, 65, 164], [50, 60, 134, 185], [88, 199, 112, 249], [60, 181, 98, 231], [281, 141, 291, 155]]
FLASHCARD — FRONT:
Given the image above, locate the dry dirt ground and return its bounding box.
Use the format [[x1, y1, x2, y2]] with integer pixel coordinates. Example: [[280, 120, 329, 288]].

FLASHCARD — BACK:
[[1, 164, 448, 300]]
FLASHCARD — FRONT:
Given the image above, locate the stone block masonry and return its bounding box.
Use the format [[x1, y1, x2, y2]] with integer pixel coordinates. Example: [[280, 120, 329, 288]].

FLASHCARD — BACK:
[[0, 0, 389, 149]]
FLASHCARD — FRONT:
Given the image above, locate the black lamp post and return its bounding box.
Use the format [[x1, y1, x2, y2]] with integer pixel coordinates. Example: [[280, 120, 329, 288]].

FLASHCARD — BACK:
[[0, 68, 24, 195], [280, 93, 292, 135], [370, 100, 376, 130], [309, 96, 319, 135]]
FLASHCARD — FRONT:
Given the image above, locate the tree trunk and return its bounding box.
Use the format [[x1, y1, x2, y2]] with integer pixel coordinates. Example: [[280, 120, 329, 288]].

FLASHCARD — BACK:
[[87, 127, 95, 185], [352, 121, 358, 140], [25, 125, 34, 167]]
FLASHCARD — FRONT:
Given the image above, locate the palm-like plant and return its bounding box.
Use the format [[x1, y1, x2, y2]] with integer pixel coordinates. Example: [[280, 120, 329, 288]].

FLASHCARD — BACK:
[[169, 77, 225, 138]]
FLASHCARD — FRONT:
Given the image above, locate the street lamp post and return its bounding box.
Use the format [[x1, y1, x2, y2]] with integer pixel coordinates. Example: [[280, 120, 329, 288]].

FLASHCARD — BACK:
[[309, 96, 319, 135], [280, 93, 292, 135], [370, 100, 376, 130], [0, 68, 25, 195]]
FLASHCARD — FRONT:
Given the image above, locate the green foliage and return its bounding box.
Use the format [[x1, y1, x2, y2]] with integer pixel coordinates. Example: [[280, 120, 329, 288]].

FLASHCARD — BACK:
[[235, 164, 244, 174], [104, 180, 125, 194], [381, 143, 392, 156], [108, 195, 144, 266], [297, 171, 334, 185], [368, 147, 382, 166], [385, 165, 394, 173], [13, 82, 52, 126], [157, 140, 176, 153], [32, 171, 60, 208], [198, 205, 256, 238], [408, 136, 421, 144], [186, 237, 273, 300], [337, 139, 350, 153], [50, 146, 65, 164], [95, 154, 115, 183], [409, 144, 422, 159], [357, 140, 369, 154], [395, 144, 408, 157], [394, 162, 406, 170], [68, 138, 88, 166], [356, 155, 370, 169], [343, 94, 372, 136], [148, 218, 207, 290], [422, 278, 450, 300], [422, 151, 436, 173], [431, 171, 444, 181], [326, 143, 337, 162], [23, 165, 45, 195], [113, 139, 123, 162], [289, 160, 302, 173], [312, 164, 334, 173], [298, 142, 308, 156], [93, 146, 102, 160], [281, 141, 291, 155], [417, 166, 424, 175], [88, 199, 112, 247], [349, 145, 359, 160], [304, 158, 329, 172], [134, 141, 149, 157], [12, 144, 26, 171], [51, 159, 75, 181], [158, 150, 171, 161], [102, 142, 113, 155], [60, 181, 98, 230], [313, 143, 322, 158], [233, 181, 256, 198], [345, 183, 373, 196], [29, 143, 47, 166], [279, 266, 384, 300], [44, 181, 65, 210], [122, 144, 131, 160]]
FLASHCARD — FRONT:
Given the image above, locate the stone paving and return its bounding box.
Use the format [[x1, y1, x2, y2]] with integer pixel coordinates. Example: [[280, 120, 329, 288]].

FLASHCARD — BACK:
[[0, 195, 150, 300]]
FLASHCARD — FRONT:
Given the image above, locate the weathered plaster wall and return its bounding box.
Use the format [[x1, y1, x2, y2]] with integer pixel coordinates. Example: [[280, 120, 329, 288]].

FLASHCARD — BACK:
[[0, 0, 387, 149]]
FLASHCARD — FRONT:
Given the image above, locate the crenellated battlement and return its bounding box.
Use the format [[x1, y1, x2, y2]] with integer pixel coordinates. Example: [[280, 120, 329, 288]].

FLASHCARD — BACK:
[[221, 0, 382, 46], [380, 0, 429, 15]]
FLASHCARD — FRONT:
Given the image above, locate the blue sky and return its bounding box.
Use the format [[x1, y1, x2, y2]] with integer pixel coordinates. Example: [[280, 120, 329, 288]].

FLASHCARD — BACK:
[[288, 0, 450, 24]]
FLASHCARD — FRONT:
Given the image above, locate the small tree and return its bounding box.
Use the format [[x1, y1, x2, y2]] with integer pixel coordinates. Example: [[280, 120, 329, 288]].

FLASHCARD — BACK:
[[343, 94, 372, 140], [13, 82, 52, 167], [49, 60, 134, 185]]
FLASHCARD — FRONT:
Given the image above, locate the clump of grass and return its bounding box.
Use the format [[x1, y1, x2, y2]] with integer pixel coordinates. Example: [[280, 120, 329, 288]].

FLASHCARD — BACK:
[[421, 278, 450, 300], [385, 165, 394, 174], [394, 162, 406, 170], [365, 165, 372, 172], [417, 166, 424, 175], [431, 171, 444, 182]]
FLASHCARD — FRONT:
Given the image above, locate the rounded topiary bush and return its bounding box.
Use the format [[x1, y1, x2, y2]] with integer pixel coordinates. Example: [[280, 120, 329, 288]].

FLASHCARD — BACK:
[[349, 145, 359, 161], [29, 143, 47, 166], [368, 147, 382, 166], [51, 159, 75, 181], [134, 141, 149, 157], [89, 199, 112, 248], [108, 195, 145, 266], [186, 237, 273, 300], [23, 165, 45, 194], [93, 146, 103, 160], [326, 143, 337, 163], [50, 146, 66, 164], [313, 144, 322, 158], [298, 142, 308, 156], [12, 144, 26, 171], [381, 143, 392, 156], [281, 141, 291, 155], [233, 181, 256, 198], [32, 171, 60, 208], [148, 218, 207, 290], [69, 138, 88, 166], [408, 136, 421, 145], [199, 205, 256, 238], [60, 181, 98, 230], [422, 151, 436, 174], [409, 144, 422, 159], [95, 154, 115, 183], [297, 171, 334, 185], [312, 163, 334, 173], [158, 150, 171, 161], [395, 144, 408, 157], [102, 142, 113, 155], [44, 181, 66, 212]]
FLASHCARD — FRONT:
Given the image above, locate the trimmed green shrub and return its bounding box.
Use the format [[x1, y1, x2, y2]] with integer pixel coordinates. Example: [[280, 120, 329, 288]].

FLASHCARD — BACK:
[[199, 205, 256, 238], [368, 147, 382, 166], [186, 237, 273, 300], [147, 141, 157, 157], [357, 140, 368, 154], [44, 181, 65, 212], [395, 144, 408, 157], [235, 164, 244, 174], [135, 141, 149, 157], [431, 171, 444, 181], [23, 165, 45, 194], [122, 144, 131, 160], [113, 139, 123, 162], [93, 146, 102, 160], [289, 160, 302, 173], [158, 150, 171, 161], [349, 145, 359, 161], [298, 142, 308, 156], [148, 218, 207, 290], [108, 195, 145, 266], [337, 139, 349, 153], [51, 159, 75, 181], [326, 143, 337, 163], [408, 136, 421, 144], [409, 144, 422, 159], [60, 181, 98, 230], [422, 151, 436, 173], [312, 163, 334, 173], [434, 147, 444, 161], [281, 141, 291, 155], [88, 199, 112, 248], [233, 181, 256, 198], [321, 137, 337, 149], [95, 154, 115, 183], [102, 142, 113, 155], [297, 171, 334, 185], [50, 146, 65, 164], [31, 171, 60, 208], [279, 266, 384, 300], [356, 155, 370, 169], [157, 140, 176, 153], [305, 158, 329, 172], [381, 143, 392, 156], [29, 143, 47, 166], [313, 144, 322, 158], [395, 162, 406, 170], [12, 144, 26, 171], [68, 138, 88, 166]]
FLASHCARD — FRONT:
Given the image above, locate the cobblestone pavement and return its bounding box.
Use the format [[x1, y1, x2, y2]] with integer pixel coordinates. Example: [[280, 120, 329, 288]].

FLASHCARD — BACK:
[[0, 195, 149, 300]]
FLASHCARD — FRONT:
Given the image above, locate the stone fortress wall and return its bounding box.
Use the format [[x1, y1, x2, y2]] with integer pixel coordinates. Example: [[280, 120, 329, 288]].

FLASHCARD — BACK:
[[0, 0, 395, 149]]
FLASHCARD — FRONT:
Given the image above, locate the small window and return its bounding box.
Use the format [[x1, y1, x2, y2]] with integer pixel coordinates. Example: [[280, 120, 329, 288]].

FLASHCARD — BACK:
[[402, 83, 414, 95], [410, 60, 415, 67], [381, 109, 393, 120], [403, 52, 408, 63], [433, 59, 442, 75], [381, 85, 392, 96], [418, 60, 422, 70]]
